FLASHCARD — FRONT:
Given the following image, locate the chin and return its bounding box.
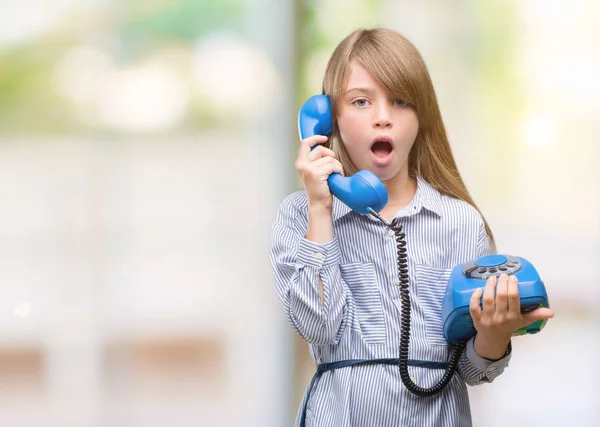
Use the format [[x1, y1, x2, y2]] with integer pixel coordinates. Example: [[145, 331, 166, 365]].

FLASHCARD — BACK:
[[370, 166, 400, 182]]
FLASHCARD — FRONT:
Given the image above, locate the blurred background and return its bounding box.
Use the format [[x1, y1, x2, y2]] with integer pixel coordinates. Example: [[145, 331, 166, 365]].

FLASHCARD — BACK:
[[0, 0, 598, 426]]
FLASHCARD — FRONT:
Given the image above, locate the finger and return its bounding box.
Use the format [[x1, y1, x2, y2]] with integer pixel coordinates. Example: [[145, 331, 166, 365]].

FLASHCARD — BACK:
[[307, 157, 343, 179], [298, 135, 329, 159], [521, 307, 555, 326], [311, 156, 337, 169], [494, 274, 509, 314], [306, 145, 336, 162], [469, 287, 483, 323], [482, 275, 496, 314], [296, 146, 332, 173], [507, 275, 520, 314], [323, 160, 344, 177], [332, 159, 344, 176]]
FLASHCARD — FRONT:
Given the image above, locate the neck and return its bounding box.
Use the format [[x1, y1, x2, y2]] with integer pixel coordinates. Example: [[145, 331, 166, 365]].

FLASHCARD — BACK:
[[382, 169, 417, 211]]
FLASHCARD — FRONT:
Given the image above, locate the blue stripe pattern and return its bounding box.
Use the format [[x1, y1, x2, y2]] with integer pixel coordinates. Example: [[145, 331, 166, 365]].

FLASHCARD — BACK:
[[270, 175, 512, 427]]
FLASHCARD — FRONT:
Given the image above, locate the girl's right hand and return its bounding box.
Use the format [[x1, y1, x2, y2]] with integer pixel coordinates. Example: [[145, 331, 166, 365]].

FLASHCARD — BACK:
[[295, 135, 344, 211]]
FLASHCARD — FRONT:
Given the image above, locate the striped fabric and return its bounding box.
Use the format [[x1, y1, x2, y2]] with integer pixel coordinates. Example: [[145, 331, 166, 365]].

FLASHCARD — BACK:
[[269, 175, 512, 427]]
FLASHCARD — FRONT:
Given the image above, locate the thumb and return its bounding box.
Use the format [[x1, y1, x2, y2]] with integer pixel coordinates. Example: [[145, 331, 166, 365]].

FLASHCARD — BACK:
[[521, 307, 554, 325]]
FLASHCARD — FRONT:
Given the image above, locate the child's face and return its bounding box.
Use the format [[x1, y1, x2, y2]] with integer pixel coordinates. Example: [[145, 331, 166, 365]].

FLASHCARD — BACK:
[[337, 60, 419, 182]]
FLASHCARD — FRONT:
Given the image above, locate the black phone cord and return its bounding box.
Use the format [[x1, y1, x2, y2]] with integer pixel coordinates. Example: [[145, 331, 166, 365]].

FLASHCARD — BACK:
[[369, 210, 467, 397]]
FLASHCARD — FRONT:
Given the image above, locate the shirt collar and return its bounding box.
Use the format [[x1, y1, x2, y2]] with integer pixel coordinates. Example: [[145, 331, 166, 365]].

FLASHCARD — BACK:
[[331, 174, 444, 221]]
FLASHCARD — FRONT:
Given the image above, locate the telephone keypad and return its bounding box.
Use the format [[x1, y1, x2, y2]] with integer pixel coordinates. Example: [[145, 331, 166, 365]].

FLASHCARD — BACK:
[[463, 256, 522, 279]]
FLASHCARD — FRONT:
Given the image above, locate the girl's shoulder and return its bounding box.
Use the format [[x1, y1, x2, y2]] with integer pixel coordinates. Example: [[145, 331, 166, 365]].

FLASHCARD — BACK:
[[278, 190, 309, 213], [437, 193, 485, 228], [273, 191, 310, 226]]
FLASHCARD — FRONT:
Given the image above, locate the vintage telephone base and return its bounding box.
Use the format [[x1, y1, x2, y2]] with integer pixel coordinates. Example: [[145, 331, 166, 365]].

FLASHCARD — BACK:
[[442, 254, 550, 344]]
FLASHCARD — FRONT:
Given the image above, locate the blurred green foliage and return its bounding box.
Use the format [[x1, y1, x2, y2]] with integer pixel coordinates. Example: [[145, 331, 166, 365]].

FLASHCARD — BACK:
[[119, 0, 244, 60], [0, 45, 76, 135], [0, 0, 245, 137]]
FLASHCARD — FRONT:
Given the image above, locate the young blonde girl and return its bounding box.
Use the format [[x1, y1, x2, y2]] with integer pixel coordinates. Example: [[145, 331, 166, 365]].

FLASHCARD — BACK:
[[270, 28, 553, 427]]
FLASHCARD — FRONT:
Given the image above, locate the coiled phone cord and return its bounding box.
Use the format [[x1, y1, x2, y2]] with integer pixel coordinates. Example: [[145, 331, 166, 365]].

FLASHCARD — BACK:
[[369, 208, 466, 397]]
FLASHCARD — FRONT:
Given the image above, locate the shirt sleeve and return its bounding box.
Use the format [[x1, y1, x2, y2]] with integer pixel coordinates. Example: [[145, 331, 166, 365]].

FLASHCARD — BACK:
[[269, 193, 351, 346], [457, 215, 512, 386], [458, 336, 512, 386]]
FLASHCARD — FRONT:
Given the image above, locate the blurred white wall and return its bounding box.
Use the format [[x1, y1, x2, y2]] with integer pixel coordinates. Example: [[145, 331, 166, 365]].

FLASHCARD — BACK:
[[0, 0, 297, 426]]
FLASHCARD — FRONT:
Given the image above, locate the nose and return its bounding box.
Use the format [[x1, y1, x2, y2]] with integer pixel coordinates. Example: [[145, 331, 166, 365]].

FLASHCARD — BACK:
[[373, 102, 392, 128]]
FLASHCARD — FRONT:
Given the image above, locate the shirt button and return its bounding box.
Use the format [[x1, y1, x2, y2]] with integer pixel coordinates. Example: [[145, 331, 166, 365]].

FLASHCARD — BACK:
[[314, 252, 324, 260], [394, 277, 401, 285], [388, 229, 395, 236]]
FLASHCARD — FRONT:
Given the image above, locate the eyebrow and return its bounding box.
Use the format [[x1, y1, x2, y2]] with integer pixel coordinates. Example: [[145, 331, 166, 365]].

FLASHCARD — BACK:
[[344, 87, 376, 96]]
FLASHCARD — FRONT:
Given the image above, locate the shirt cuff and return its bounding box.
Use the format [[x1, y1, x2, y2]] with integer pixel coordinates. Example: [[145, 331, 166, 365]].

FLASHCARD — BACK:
[[296, 237, 341, 268], [466, 336, 512, 373]]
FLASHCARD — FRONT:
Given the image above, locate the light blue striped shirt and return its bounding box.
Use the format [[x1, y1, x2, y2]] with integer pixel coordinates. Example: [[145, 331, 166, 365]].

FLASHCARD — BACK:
[[270, 175, 512, 427]]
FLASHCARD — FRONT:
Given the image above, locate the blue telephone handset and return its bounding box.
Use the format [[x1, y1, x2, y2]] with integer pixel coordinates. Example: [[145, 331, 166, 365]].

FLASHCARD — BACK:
[[298, 95, 550, 345], [298, 95, 388, 214]]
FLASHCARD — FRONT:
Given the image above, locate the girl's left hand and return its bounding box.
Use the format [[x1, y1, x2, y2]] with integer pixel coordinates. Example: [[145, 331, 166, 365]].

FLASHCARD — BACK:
[[469, 273, 555, 345]]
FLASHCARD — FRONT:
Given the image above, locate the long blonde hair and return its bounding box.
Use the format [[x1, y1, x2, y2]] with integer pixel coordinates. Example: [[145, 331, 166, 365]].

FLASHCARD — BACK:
[[322, 28, 494, 247]]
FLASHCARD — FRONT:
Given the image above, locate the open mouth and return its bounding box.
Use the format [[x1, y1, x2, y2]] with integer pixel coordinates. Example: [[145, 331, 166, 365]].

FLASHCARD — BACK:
[[371, 139, 393, 158]]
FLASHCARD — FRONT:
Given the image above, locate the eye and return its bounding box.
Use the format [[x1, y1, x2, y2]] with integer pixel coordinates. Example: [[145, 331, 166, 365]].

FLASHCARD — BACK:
[[352, 98, 369, 107], [394, 99, 406, 107]]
